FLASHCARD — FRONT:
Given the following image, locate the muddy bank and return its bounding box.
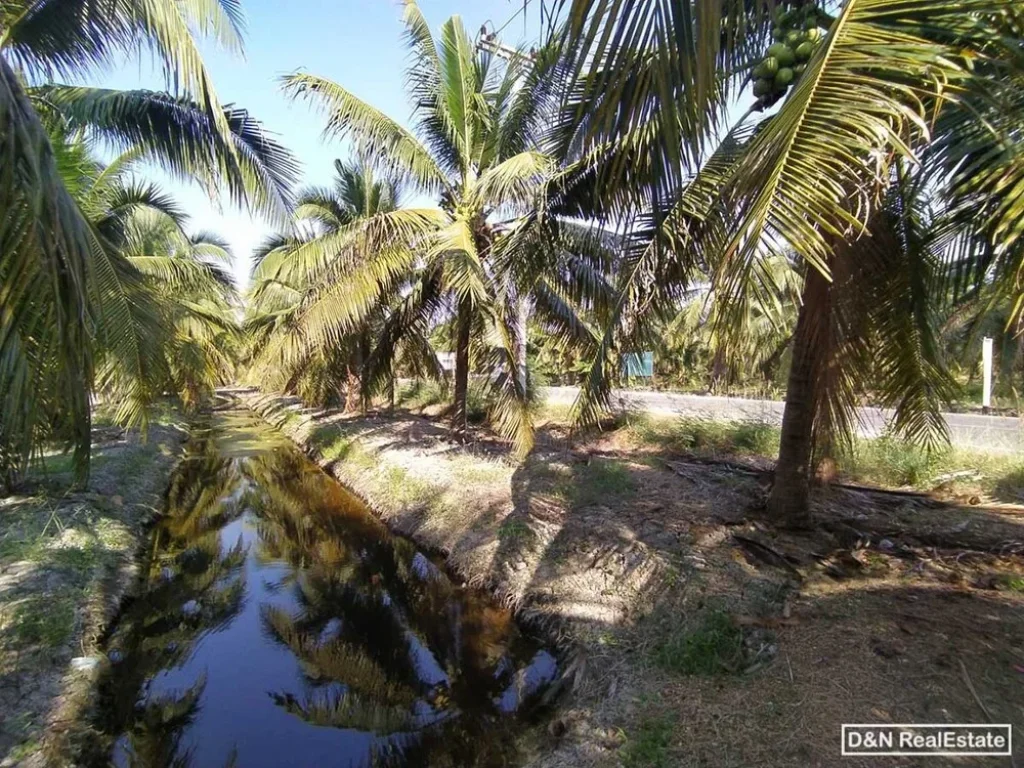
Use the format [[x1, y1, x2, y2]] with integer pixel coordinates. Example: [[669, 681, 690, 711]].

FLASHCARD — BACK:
[[0, 423, 187, 767], [242, 391, 1024, 767]]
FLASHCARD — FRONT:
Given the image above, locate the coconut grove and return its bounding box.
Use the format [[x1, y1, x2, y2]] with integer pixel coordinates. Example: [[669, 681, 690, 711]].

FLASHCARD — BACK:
[[1, 0, 1023, 765]]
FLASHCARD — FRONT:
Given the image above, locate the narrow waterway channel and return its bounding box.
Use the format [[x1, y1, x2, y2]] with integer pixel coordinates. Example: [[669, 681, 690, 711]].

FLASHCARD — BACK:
[[93, 409, 556, 767]]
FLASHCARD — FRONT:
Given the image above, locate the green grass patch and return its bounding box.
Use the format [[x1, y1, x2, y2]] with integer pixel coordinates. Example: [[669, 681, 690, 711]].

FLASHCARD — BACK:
[[569, 459, 637, 508], [653, 610, 744, 676], [379, 464, 439, 508], [7, 739, 42, 762], [621, 715, 674, 768], [449, 457, 510, 485], [498, 519, 532, 542], [4, 594, 76, 650], [627, 415, 781, 458], [999, 575, 1024, 592], [396, 380, 447, 411], [841, 437, 1024, 497]]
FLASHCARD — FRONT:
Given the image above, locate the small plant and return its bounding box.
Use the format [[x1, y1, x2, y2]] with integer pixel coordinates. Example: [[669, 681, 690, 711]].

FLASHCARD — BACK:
[[845, 435, 942, 487], [1002, 576, 1024, 592], [498, 519, 532, 542], [621, 715, 674, 768], [653, 610, 744, 675], [6, 595, 76, 649]]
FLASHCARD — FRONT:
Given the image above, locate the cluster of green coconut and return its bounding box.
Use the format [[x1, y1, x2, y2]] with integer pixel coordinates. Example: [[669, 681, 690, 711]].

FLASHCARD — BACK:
[[751, 3, 828, 107]]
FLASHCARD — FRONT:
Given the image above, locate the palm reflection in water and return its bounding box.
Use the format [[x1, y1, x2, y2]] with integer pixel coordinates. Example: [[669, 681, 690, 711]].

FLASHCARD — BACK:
[[96, 413, 556, 768]]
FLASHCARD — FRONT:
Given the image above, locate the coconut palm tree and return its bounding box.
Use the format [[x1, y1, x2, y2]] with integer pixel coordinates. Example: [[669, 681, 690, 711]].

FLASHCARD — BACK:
[[277, 1, 612, 455], [246, 157, 442, 411], [557, 0, 1023, 523], [0, 0, 297, 487]]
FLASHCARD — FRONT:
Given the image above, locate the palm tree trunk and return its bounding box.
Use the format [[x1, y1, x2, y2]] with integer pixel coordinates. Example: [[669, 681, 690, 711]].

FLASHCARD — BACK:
[[515, 296, 529, 393], [387, 360, 396, 412], [768, 267, 830, 527], [452, 299, 472, 440], [72, 406, 91, 490], [343, 366, 360, 413]]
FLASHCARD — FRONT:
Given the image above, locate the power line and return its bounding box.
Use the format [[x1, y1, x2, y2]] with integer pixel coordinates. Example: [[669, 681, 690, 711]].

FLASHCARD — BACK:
[[494, 0, 534, 38]]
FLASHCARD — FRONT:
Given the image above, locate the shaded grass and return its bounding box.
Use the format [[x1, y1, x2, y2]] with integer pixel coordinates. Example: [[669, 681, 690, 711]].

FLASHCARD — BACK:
[[4, 595, 76, 649], [652, 610, 745, 676], [532, 457, 638, 511], [396, 380, 490, 424], [621, 713, 674, 768]]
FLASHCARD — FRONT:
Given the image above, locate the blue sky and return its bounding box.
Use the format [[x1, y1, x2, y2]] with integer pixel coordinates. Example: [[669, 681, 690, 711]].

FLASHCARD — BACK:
[[90, 0, 551, 289]]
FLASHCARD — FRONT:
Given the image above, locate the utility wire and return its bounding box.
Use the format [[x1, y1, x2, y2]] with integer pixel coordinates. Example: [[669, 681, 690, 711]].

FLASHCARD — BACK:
[[493, 0, 535, 38]]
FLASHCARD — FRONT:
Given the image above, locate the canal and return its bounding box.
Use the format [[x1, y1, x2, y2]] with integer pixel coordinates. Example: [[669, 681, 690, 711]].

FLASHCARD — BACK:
[[93, 410, 556, 767]]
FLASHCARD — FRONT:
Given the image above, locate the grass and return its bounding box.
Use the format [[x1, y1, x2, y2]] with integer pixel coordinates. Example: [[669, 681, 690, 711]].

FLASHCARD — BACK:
[[611, 413, 1024, 499], [498, 519, 533, 542], [1000, 575, 1024, 592], [653, 610, 745, 676], [621, 714, 675, 768], [628, 415, 780, 457], [395, 379, 494, 424], [3, 595, 76, 649]]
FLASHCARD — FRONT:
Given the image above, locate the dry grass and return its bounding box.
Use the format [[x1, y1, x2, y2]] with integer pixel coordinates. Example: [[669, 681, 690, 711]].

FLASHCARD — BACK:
[[0, 422, 186, 768], [246, 392, 1024, 768]]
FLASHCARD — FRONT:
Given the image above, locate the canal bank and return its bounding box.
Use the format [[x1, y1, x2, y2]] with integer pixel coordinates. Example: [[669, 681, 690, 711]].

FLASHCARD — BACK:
[[0, 421, 187, 767]]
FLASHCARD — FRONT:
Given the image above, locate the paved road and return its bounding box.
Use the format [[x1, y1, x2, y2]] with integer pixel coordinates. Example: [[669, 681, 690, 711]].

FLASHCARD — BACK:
[[540, 387, 1023, 453]]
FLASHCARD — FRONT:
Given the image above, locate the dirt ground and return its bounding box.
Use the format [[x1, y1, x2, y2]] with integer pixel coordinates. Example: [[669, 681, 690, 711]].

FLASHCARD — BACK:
[[244, 391, 1024, 768], [0, 423, 186, 767]]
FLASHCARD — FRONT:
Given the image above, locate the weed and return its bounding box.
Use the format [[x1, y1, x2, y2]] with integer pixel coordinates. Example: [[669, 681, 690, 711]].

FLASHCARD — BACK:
[[621, 715, 674, 768], [614, 413, 1024, 497], [7, 739, 41, 762], [498, 519, 532, 542], [653, 610, 744, 675], [992, 467, 1024, 503], [629, 415, 780, 458], [1002, 576, 1024, 592], [844, 436, 940, 487], [4, 595, 76, 649]]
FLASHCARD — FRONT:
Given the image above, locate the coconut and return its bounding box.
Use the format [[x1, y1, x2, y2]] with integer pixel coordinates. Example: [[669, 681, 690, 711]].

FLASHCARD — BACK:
[[753, 79, 772, 97], [775, 45, 796, 67], [775, 67, 795, 86], [772, 27, 786, 41], [785, 29, 803, 46], [805, 27, 823, 42], [795, 41, 815, 60]]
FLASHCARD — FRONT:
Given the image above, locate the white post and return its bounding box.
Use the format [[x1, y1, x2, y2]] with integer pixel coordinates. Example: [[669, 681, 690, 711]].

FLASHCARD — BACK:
[[982, 337, 993, 414]]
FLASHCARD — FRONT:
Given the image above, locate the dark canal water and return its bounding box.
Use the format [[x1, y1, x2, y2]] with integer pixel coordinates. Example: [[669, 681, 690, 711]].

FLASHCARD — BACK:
[[95, 411, 556, 767]]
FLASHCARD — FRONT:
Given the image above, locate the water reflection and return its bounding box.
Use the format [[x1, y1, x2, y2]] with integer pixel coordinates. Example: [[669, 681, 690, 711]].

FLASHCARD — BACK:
[[96, 412, 555, 768]]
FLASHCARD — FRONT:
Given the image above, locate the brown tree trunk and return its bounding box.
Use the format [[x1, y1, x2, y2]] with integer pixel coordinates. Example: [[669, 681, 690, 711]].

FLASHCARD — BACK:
[[344, 364, 361, 414], [387, 360, 396, 412], [452, 300, 472, 440], [768, 267, 831, 527], [710, 349, 728, 392]]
